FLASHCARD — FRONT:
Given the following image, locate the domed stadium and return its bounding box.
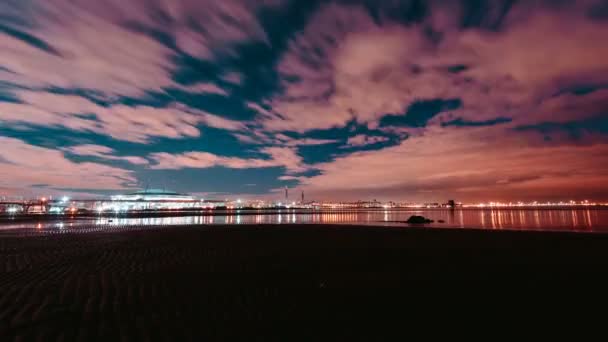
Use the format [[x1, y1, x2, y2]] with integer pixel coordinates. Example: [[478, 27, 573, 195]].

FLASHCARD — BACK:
[[98, 189, 204, 212]]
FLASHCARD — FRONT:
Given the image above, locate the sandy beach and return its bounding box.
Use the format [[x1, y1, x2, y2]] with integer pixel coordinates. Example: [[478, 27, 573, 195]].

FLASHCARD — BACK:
[[1, 224, 608, 340]]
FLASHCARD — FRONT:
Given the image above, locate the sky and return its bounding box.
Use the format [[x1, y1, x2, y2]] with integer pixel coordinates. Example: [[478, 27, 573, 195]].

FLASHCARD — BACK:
[[1, 0, 608, 202]]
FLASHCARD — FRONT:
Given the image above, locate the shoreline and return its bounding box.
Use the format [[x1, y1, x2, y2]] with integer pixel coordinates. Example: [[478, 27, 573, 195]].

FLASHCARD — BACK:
[[1, 221, 607, 237]]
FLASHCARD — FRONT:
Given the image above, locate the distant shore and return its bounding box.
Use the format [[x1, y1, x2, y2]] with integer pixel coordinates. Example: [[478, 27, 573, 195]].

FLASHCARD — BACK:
[[1, 224, 608, 339]]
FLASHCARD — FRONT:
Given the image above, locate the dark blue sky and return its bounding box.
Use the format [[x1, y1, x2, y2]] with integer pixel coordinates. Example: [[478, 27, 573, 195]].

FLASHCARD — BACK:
[[1, 0, 607, 201]]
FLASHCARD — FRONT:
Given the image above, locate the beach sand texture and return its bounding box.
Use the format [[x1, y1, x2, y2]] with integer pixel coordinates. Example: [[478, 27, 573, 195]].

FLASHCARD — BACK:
[[1, 224, 608, 340]]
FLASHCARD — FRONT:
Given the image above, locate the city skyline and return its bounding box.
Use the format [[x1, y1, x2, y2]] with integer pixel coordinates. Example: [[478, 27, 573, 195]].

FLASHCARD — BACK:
[[1, 0, 608, 202], [2, 187, 607, 209]]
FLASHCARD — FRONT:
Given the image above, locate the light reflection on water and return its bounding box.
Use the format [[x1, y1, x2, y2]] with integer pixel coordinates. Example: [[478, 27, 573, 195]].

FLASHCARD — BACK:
[[1, 209, 607, 233]]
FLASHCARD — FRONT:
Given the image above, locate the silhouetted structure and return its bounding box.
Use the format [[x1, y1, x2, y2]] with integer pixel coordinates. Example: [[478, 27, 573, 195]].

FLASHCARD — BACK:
[[406, 215, 434, 224], [448, 200, 456, 209]]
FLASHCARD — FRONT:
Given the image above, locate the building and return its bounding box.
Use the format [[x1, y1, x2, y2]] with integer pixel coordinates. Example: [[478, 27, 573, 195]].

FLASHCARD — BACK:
[[314, 200, 384, 209], [441, 200, 462, 208], [111, 189, 196, 202], [97, 189, 203, 212]]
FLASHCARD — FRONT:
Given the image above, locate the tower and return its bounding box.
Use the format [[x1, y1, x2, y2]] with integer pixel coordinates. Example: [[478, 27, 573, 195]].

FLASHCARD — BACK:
[[301, 191, 304, 204], [447, 200, 456, 209], [284, 186, 288, 201]]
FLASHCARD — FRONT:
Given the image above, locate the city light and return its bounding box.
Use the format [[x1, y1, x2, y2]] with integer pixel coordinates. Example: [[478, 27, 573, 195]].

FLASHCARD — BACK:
[[463, 200, 600, 208], [49, 207, 63, 214], [2, 191, 607, 217]]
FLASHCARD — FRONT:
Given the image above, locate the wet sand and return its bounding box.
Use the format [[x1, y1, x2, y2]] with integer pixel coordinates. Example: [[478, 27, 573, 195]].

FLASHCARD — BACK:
[[1, 224, 608, 340]]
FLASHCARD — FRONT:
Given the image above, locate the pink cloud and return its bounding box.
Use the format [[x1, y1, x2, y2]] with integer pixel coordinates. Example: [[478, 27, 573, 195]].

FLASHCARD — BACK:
[[521, 89, 608, 125], [346, 135, 390, 147], [233, 133, 261, 145], [278, 175, 301, 181], [63, 144, 149, 165], [0, 91, 245, 142], [275, 135, 338, 147], [0, 0, 284, 96], [150, 147, 307, 173], [177, 83, 229, 96], [232, 130, 338, 147], [246, 102, 273, 118], [260, 2, 608, 132], [0, 4, 174, 96], [220, 72, 244, 85], [169, 0, 281, 59], [0, 137, 135, 191], [262, 147, 308, 173], [1, 0, 607, 200], [286, 138, 338, 147], [299, 126, 608, 202]]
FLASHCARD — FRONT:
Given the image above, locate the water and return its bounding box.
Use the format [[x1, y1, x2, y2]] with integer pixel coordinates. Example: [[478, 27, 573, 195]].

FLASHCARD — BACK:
[[1, 208, 607, 234]]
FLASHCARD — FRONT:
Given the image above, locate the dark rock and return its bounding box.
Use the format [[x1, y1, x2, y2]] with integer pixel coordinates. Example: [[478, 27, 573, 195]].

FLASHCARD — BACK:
[[405, 215, 434, 224]]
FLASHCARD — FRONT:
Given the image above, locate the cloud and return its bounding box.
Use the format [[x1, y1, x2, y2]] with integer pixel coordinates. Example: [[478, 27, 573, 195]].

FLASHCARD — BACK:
[[150, 147, 307, 173], [0, 0, 258, 145], [285, 138, 338, 147], [274, 134, 339, 147], [0, 2, 173, 96], [232, 131, 338, 146], [379, 99, 462, 128], [0, 137, 135, 191], [346, 135, 390, 147], [527, 88, 608, 124], [63, 144, 149, 165], [220, 72, 244, 85], [170, 0, 283, 60], [177, 83, 229, 96], [299, 125, 608, 201], [261, 1, 608, 133], [0, 90, 245, 142], [514, 116, 608, 145], [278, 175, 301, 181], [0, 0, 285, 96], [232, 133, 261, 145], [1, 0, 607, 200], [441, 117, 513, 128], [241, 0, 608, 201], [262, 147, 308, 173]]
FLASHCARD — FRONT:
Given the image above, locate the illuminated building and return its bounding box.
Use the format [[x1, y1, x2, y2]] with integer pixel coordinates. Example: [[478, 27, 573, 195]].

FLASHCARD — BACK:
[[111, 189, 195, 202], [96, 189, 207, 212]]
